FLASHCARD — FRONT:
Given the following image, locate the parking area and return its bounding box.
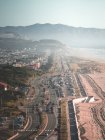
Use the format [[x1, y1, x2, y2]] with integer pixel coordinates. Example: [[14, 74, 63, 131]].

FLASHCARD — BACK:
[[68, 101, 79, 140]]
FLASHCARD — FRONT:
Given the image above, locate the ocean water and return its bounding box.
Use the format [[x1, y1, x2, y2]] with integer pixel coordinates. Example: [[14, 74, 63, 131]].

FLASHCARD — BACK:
[[69, 47, 105, 61]]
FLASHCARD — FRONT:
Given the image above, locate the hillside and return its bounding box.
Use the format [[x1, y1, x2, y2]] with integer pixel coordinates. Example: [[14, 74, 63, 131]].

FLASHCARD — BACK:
[[0, 23, 105, 47], [0, 38, 64, 50]]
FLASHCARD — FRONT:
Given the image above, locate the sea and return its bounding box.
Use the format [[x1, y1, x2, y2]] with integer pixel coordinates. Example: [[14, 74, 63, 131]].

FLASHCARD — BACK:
[[69, 47, 105, 62]]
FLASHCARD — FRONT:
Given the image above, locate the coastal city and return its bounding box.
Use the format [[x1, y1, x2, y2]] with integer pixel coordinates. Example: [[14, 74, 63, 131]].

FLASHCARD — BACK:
[[0, 1, 105, 140], [0, 40, 105, 140]]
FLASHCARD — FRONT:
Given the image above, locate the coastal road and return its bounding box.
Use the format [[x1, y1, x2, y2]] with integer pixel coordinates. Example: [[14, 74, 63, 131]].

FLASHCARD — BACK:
[[36, 113, 56, 140], [14, 78, 41, 140]]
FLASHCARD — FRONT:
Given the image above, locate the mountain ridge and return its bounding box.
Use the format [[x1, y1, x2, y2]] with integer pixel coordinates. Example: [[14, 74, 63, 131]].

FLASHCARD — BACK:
[[0, 23, 105, 47], [1, 23, 105, 30]]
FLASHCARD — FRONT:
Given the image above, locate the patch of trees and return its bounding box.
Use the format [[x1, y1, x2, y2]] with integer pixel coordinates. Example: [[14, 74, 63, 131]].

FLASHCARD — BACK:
[[0, 64, 34, 87], [40, 54, 53, 72]]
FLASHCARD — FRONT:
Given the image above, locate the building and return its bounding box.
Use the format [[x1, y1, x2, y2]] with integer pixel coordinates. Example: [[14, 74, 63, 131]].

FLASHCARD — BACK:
[[0, 82, 10, 91], [31, 62, 41, 70]]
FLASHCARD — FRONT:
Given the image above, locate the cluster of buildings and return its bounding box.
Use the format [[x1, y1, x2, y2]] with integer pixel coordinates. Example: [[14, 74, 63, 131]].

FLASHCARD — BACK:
[[0, 47, 49, 70], [0, 47, 50, 92]]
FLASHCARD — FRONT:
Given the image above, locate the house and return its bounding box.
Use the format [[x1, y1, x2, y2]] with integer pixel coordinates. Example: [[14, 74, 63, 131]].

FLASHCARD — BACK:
[[0, 82, 10, 91]]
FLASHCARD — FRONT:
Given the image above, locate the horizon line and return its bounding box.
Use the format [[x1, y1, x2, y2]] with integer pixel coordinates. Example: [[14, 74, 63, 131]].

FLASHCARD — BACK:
[[0, 23, 105, 30]]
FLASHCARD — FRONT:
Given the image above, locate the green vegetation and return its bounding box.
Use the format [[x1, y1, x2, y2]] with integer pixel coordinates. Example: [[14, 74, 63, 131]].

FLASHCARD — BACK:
[[59, 100, 68, 140], [0, 64, 34, 87], [40, 54, 53, 72], [0, 65, 35, 119]]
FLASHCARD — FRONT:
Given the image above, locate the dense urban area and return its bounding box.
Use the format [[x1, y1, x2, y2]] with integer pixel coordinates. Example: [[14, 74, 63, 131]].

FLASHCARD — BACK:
[[0, 39, 105, 140]]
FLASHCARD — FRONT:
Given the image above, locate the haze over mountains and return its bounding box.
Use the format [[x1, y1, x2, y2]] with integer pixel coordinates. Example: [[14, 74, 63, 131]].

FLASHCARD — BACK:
[[0, 23, 105, 48]]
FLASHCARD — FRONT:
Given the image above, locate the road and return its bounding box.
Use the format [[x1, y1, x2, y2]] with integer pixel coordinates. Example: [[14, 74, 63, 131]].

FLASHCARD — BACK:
[[14, 103, 40, 140], [37, 113, 56, 140], [14, 78, 41, 140], [15, 76, 57, 140]]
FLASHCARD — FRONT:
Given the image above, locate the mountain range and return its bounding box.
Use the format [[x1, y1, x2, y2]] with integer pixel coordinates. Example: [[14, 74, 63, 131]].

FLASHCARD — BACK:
[[0, 23, 105, 48]]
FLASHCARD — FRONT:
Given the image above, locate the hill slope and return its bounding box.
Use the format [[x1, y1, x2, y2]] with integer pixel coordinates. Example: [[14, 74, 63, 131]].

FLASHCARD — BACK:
[[0, 23, 105, 47]]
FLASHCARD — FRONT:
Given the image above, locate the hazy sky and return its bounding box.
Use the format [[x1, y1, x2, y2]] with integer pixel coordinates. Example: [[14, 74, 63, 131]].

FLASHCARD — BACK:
[[0, 0, 105, 28]]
